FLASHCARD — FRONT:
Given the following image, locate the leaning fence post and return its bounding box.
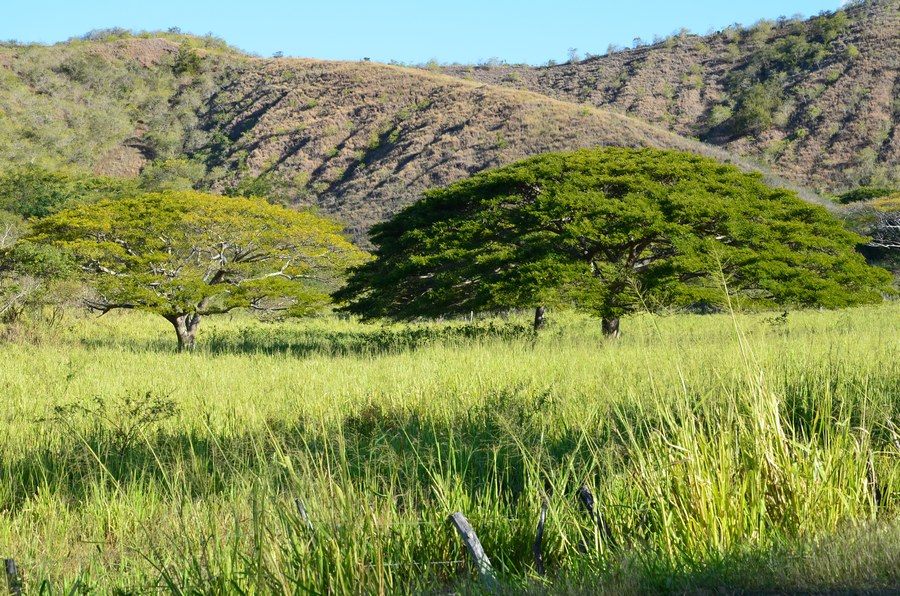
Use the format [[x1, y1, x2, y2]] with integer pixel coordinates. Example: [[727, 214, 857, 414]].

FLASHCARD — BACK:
[[294, 498, 314, 532], [533, 497, 549, 576], [4, 559, 21, 596], [887, 419, 900, 455], [448, 512, 499, 592], [577, 484, 616, 548]]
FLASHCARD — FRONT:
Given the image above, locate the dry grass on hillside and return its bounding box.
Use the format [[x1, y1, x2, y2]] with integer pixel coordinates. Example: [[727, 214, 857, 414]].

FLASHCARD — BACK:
[[442, 1, 900, 192], [3, 12, 875, 243], [201, 59, 819, 241]]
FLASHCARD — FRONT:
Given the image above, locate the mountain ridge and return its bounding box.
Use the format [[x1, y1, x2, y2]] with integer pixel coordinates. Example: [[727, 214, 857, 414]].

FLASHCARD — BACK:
[[441, 0, 899, 192], [1, 3, 895, 241]]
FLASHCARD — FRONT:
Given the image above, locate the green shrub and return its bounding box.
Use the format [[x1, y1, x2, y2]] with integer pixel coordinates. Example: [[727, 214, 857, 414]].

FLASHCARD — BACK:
[[732, 81, 784, 135], [808, 10, 849, 44], [0, 166, 139, 218], [173, 45, 202, 76], [707, 104, 734, 128], [837, 186, 897, 204]]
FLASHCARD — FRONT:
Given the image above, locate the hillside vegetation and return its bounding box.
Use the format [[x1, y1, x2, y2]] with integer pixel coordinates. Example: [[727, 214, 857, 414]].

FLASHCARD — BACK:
[[443, 0, 900, 192], [196, 60, 774, 239], [0, 22, 847, 241]]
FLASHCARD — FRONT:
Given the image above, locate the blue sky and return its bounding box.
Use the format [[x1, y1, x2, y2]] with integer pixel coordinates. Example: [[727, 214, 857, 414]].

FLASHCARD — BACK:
[[2, 0, 847, 65]]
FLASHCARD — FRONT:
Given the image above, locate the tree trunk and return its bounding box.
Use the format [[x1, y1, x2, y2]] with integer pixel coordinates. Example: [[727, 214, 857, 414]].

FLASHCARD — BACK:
[[533, 306, 546, 331], [601, 317, 620, 338], [171, 313, 201, 351]]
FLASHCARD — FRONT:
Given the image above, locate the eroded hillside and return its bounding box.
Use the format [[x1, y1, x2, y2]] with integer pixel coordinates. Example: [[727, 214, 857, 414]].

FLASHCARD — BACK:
[[197, 60, 766, 239], [1, 33, 788, 241], [443, 0, 900, 192]]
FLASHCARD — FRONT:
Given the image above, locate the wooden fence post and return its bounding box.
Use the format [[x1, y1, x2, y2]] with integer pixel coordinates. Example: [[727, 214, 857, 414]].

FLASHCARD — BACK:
[[577, 484, 616, 548], [448, 512, 499, 592], [533, 497, 549, 576], [4, 559, 21, 596], [294, 498, 314, 532]]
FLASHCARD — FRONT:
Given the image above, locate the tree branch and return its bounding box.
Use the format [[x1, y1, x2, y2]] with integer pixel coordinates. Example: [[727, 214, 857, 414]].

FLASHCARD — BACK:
[[84, 299, 138, 315]]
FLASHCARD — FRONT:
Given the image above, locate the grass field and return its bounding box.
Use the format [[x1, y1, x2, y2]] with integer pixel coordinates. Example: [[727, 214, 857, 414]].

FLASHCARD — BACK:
[[1, 303, 899, 593]]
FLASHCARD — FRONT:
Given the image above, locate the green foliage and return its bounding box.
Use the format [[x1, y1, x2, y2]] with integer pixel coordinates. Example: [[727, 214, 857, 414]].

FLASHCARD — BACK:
[[0, 166, 139, 218], [138, 158, 206, 191], [0, 37, 231, 173], [838, 186, 897, 204], [336, 148, 891, 324], [808, 10, 850, 44], [732, 81, 784, 135], [229, 171, 302, 204], [173, 44, 203, 76], [46, 390, 178, 458], [0, 238, 77, 326], [0, 239, 75, 280], [27, 191, 368, 347], [715, 8, 851, 139]]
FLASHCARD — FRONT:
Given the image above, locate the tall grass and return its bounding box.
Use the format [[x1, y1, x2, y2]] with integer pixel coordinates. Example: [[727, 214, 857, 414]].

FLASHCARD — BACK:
[[0, 304, 898, 592]]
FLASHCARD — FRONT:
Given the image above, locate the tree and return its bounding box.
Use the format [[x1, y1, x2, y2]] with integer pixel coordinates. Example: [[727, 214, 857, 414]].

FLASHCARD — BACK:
[[0, 165, 139, 218], [868, 197, 900, 250], [845, 194, 900, 274], [173, 44, 202, 76], [838, 186, 896, 205], [0, 233, 76, 328], [28, 191, 368, 350], [335, 148, 891, 335], [732, 81, 783, 136]]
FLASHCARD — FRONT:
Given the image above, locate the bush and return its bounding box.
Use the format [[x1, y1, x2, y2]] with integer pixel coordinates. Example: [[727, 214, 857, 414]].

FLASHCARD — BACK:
[[0, 166, 139, 218], [732, 81, 784, 135], [173, 45, 202, 76], [80, 28, 132, 42], [838, 186, 897, 204], [138, 158, 206, 191], [808, 10, 849, 44], [707, 105, 733, 128]]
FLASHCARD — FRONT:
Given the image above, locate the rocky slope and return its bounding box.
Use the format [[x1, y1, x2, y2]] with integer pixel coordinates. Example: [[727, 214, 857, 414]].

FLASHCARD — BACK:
[[442, 0, 899, 192], [1, 33, 797, 241]]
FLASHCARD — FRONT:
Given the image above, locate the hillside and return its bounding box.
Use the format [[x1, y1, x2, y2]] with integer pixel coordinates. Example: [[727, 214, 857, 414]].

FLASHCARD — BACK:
[[0, 31, 247, 177], [0, 32, 800, 242], [8, 3, 899, 241], [196, 60, 792, 240], [442, 0, 900, 192]]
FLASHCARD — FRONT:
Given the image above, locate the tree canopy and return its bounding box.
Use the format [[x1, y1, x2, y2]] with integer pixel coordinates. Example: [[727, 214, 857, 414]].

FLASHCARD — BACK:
[[0, 165, 139, 219], [29, 191, 368, 349], [335, 147, 891, 333]]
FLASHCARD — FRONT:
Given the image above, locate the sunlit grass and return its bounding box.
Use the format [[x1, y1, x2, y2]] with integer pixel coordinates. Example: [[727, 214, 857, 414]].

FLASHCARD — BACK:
[[0, 303, 898, 592]]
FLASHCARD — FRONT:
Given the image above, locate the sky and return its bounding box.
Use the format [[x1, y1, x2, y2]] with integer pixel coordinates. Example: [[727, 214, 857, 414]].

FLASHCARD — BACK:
[[2, 0, 848, 65]]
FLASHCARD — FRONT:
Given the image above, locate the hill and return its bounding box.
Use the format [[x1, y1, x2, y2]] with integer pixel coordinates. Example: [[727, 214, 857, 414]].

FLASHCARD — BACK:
[[0, 31, 802, 242], [442, 0, 899, 193], [195, 59, 802, 240], [5, 10, 891, 241]]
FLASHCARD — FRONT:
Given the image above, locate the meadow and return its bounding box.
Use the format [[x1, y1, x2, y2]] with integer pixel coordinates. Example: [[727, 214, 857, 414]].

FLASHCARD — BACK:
[[0, 303, 898, 593]]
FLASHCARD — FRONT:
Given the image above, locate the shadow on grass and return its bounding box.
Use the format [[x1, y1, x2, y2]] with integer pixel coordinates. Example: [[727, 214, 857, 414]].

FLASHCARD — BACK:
[[78, 318, 536, 358], [6, 389, 900, 594], [4, 388, 611, 511]]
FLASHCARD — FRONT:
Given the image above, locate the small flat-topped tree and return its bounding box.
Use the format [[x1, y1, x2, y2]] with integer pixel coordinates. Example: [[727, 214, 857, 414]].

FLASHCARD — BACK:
[[29, 191, 368, 350]]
